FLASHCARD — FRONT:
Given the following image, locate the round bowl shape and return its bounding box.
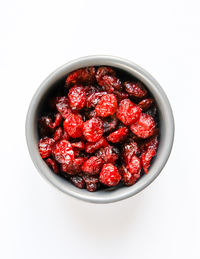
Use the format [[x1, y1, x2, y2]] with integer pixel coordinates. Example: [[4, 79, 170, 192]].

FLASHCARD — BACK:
[[26, 55, 174, 203]]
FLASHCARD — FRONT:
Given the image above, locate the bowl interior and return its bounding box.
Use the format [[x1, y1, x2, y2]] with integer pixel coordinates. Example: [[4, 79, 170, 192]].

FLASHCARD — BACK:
[[26, 56, 174, 203]]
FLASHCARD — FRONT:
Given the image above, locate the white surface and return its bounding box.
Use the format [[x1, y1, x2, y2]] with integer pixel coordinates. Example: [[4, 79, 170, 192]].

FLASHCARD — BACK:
[[0, 0, 200, 258]]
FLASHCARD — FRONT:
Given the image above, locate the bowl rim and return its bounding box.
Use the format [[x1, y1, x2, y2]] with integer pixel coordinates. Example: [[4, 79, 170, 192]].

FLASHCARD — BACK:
[[25, 55, 175, 203]]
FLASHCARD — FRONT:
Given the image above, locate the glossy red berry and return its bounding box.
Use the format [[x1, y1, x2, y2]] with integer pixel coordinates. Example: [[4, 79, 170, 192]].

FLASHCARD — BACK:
[[119, 165, 137, 186], [96, 146, 118, 164], [83, 118, 104, 142], [130, 113, 156, 139], [39, 137, 55, 158], [95, 94, 117, 117], [138, 98, 154, 111], [66, 67, 96, 86], [56, 96, 72, 118], [82, 156, 104, 175], [63, 113, 83, 138], [116, 99, 141, 125], [86, 92, 107, 108], [127, 155, 141, 180], [113, 90, 129, 102], [54, 127, 63, 141], [103, 116, 118, 134], [99, 164, 121, 187], [71, 141, 85, 150], [45, 158, 59, 174], [122, 141, 139, 164], [83, 175, 99, 192], [96, 66, 116, 86], [70, 176, 85, 189], [85, 137, 108, 153], [61, 157, 86, 175], [141, 148, 156, 174], [52, 140, 74, 164], [68, 85, 86, 110], [100, 75, 121, 92], [124, 81, 147, 98], [107, 127, 128, 143]]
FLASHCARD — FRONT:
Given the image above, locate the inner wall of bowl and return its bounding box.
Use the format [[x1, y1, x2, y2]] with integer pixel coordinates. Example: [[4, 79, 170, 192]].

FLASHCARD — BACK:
[[28, 56, 173, 203]]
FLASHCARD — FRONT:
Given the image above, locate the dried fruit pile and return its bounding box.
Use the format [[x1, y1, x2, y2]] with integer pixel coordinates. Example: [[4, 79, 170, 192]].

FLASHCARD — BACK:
[[38, 66, 159, 192]]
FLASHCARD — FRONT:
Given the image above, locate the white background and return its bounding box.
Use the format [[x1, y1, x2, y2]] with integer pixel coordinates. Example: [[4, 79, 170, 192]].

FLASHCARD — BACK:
[[0, 0, 200, 258]]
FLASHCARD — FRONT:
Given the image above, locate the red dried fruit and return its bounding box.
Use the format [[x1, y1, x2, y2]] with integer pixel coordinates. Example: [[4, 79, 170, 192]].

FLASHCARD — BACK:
[[38, 114, 62, 136], [71, 141, 85, 150], [62, 130, 70, 140], [119, 165, 137, 186], [61, 157, 86, 175], [68, 85, 86, 110], [83, 117, 104, 142], [130, 113, 156, 139], [139, 135, 158, 153], [123, 141, 139, 164], [45, 158, 59, 174], [70, 176, 85, 189], [85, 137, 108, 153], [138, 98, 154, 111], [96, 66, 116, 86], [103, 116, 118, 133], [124, 81, 147, 98], [83, 175, 99, 192], [86, 92, 107, 108], [96, 146, 118, 164], [99, 164, 121, 187], [107, 127, 128, 143], [54, 127, 63, 141], [85, 86, 98, 96], [113, 91, 129, 102], [56, 96, 72, 118], [141, 148, 156, 174], [66, 67, 96, 86], [100, 75, 121, 92], [63, 113, 83, 138], [82, 156, 104, 175], [38, 137, 55, 158], [127, 155, 141, 180], [116, 99, 141, 125], [52, 140, 74, 164], [95, 94, 117, 117]]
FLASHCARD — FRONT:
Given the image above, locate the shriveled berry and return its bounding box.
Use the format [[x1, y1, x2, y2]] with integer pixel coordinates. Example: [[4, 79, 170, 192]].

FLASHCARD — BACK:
[[96, 146, 118, 164], [86, 92, 107, 108], [119, 165, 137, 186], [62, 130, 70, 140], [85, 137, 108, 153], [66, 67, 96, 86], [68, 85, 86, 110], [85, 86, 98, 96], [56, 96, 72, 118], [100, 75, 121, 92], [38, 114, 62, 137], [71, 141, 85, 150], [82, 156, 104, 175], [95, 94, 117, 117], [96, 66, 116, 86], [141, 148, 156, 174], [138, 98, 154, 111], [61, 157, 86, 175], [39, 137, 55, 158], [83, 118, 104, 142], [99, 164, 121, 187], [63, 113, 83, 138], [123, 141, 139, 164], [70, 175, 85, 189], [54, 127, 63, 141], [103, 116, 118, 133], [83, 175, 99, 192], [127, 155, 141, 180], [52, 140, 74, 164], [124, 81, 147, 98], [139, 135, 158, 153], [130, 113, 156, 139], [113, 91, 129, 102], [45, 158, 59, 174], [116, 99, 141, 125], [107, 127, 128, 143]]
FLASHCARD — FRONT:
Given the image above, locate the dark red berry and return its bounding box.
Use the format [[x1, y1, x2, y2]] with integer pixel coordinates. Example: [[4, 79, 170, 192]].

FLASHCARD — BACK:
[[95, 94, 117, 117], [66, 67, 96, 86], [82, 156, 104, 175], [99, 164, 121, 187], [82, 118, 104, 142], [85, 86, 98, 96], [68, 85, 86, 110], [141, 148, 156, 174], [86, 92, 107, 108], [96, 146, 118, 164], [54, 127, 63, 141], [113, 91, 129, 102], [116, 99, 141, 125], [123, 141, 139, 164], [45, 158, 59, 174], [96, 66, 116, 86], [85, 137, 108, 153], [56, 96, 72, 118], [70, 175, 85, 189], [124, 81, 147, 98], [100, 75, 121, 92], [103, 116, 118, 134], [127, 155, 141, 180], [107, 127, 128, 143], [130, 113, 156, 139], [63, 113, 83, 138], [138, 98, 154, 111], [61, 157, 86, 175], [38, 114, 62, 137], [52, 140, 74, 164], [119, 165, 137, 186], [71, 141, 85, 150], [39, 137, 55, 158], [83, 175, 99, 192], [139, 135, 158, 153]]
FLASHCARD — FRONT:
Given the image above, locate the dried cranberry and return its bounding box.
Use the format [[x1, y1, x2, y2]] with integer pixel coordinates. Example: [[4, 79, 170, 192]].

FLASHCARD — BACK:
[[103, 116, 118, 134], [116, 99, 141, 125], [96, 66, 116, 86], [82, 117, 104, 142], [141, 148, 156, 174], [70, 176, 85, 189], [55, 96, 72, 118], [119, 165, 137, 186], [63, 113, 83, 138], [52, 140, 74, 164], [38, 114, 62, 136], [95, 94, 117, 117], [85, 86, 98, 96], [45, 158, 59, 174], [71, 141, 85, 150], [83, 175, 99, 192], [138, 98, 154, 111], [85, 137, 108, 153], [139, 135, 158, 153], [130, 113, 156, 139], [66, 67, 96, 86], [38, 137, 55, 158], [127, 155, 141, 180], [96, 146, 118, 164], [107, 127, 128, 143], [122, 141, 139, 164], [86, 92, 107, 108], [68, 85, 86, 110], [124, 81, 147, 98], [82, 156, 104, 175], [54, 127, 63, 141], [61, 157, 86, 175], [100, 75, 121, 92], [99, 164, 121, 187], [113, 91, 129, 102]]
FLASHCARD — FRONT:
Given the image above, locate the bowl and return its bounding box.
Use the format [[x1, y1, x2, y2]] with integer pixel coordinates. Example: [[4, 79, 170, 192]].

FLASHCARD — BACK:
[[25, 55, 174, 203]]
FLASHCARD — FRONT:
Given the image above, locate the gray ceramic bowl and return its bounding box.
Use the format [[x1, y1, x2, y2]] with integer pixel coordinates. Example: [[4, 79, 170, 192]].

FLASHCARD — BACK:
[[26, 55, 174, 203]]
